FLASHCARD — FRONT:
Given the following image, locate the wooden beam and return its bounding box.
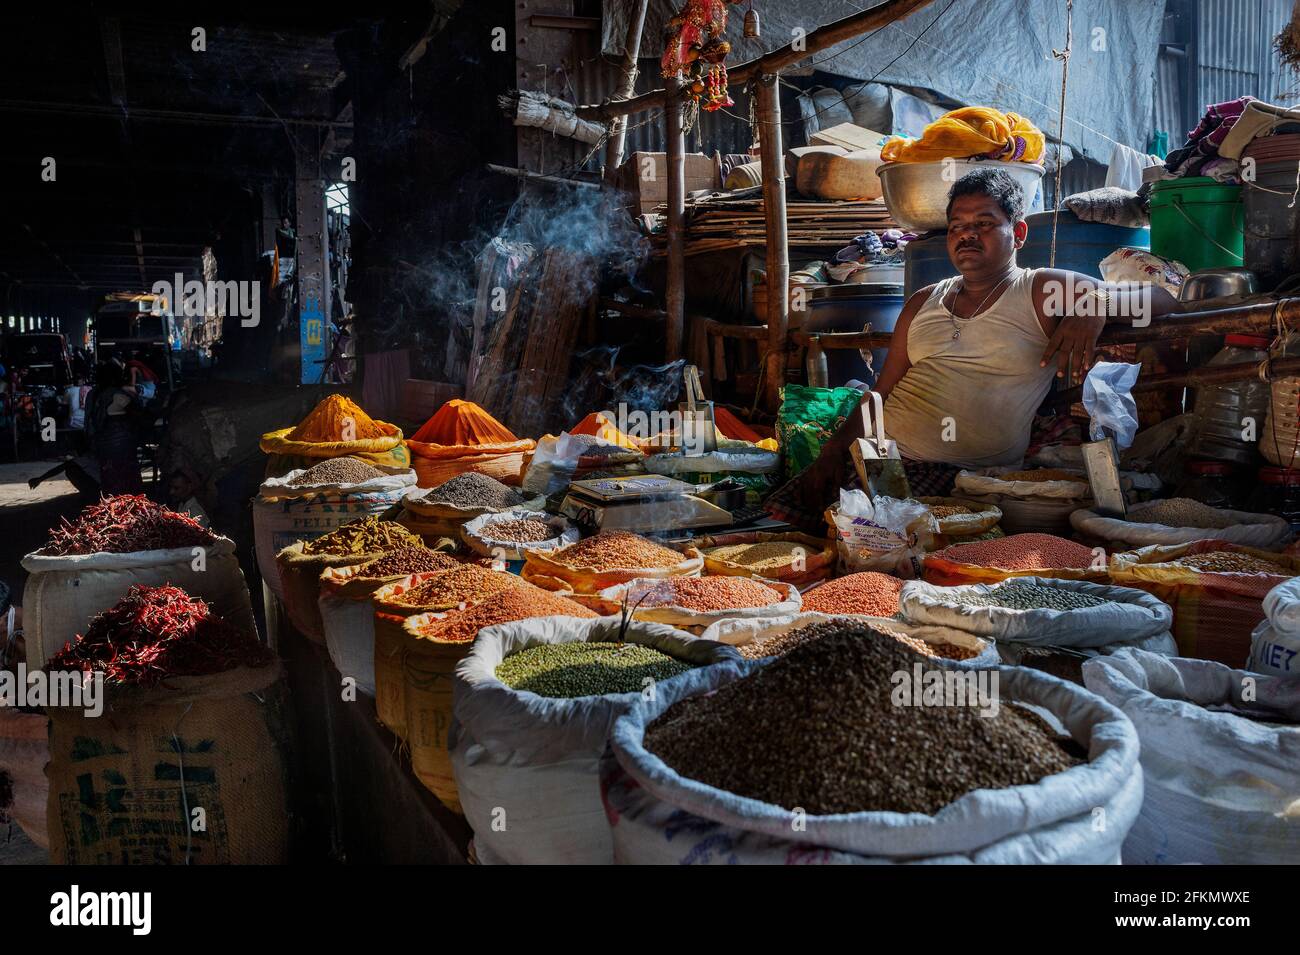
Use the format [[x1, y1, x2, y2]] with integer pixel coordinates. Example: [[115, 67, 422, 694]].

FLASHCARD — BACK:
[[664, 78, 687, 362], [574, 0, 940, 121], [603, 0, 650, 185], [757, 74, 789, 412], [485, 163, 600, 189]]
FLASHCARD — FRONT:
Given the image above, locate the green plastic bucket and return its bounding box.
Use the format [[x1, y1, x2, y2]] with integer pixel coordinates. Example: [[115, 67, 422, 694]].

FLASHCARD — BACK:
[[1149, 177, 1244, 272]]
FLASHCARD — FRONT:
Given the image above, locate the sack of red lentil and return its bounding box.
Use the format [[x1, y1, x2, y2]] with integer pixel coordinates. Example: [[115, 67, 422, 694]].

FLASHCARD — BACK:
[[592, 576, 802, 632], [601, 654, 1142, 864], [22, 536, 255, 669], [922, 533, 1109, 587], [698, 611, 999, 668], [1108, 541, 1300, 666], [1083, 648, 1300, 865], [450, 616, 741, 865], [1071, 497, 1291, 551], [1250, 577, 1300, 677], [46, 663, 292, 864], [253, 465, 416, 604]]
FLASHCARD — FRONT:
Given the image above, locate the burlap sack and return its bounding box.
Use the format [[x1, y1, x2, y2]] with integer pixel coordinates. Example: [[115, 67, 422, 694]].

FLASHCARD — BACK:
[[46, 663, 290, 865], [275, 543, 383, 643]]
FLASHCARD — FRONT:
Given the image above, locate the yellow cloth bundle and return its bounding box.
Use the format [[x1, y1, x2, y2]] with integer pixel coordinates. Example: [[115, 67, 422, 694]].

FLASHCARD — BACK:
[[881, 107, 1045, 164]]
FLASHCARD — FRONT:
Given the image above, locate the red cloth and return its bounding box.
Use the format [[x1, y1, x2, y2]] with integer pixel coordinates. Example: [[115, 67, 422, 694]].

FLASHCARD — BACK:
[[126, 360, 158, 383]]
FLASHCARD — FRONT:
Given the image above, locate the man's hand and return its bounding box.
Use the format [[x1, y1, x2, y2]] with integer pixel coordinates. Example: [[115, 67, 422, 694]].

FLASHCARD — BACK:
[[1041, 313, 1105, 384]]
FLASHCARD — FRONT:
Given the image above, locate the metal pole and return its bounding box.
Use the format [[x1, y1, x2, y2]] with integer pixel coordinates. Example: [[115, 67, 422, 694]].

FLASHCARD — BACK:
[[756, 74, 789, 412], [603, 0, 650, 184], [665, 78, 687, 362]]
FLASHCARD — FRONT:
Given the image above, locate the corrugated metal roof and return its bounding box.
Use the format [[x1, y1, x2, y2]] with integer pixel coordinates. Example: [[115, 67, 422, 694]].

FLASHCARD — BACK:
[[1197, 0, 1296, 111]]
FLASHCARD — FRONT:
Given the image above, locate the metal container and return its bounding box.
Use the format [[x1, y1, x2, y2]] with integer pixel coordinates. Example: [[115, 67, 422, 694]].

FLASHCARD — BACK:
[[1178, 267, 1260, 303], [802, 283, 905, 388], [878, 160, 1045, 233]]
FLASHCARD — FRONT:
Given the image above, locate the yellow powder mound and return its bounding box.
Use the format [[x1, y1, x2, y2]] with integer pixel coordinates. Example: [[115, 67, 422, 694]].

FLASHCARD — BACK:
[[288, 395, 391, 442]]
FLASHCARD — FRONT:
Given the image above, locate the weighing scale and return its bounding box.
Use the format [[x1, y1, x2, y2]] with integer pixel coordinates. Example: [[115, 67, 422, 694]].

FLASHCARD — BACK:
[[560, 475, 735, 531]]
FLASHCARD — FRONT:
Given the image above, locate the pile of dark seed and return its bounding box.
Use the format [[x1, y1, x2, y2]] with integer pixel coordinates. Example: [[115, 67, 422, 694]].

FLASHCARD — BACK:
[[645, 628, 1080, 815], [420, 472, 526, 509], [738, 619, 978, 662], [356, 546, 460, 578], [288, 456, 386, 486]]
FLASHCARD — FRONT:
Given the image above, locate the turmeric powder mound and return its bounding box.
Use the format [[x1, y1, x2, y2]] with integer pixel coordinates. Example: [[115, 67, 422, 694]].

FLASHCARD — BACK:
[[411, 399, 518, 446], [288, 394, 390, 442]]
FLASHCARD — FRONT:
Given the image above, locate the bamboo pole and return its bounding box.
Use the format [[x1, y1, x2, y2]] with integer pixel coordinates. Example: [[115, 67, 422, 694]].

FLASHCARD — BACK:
[[757, 74, 789, 412], [574, 0, 940, 122], [665, 77, 687, 362], [603, 0, 650, 184]]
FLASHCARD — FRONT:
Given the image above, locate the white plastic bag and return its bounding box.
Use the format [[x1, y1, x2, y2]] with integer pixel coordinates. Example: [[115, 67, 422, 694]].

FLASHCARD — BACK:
[[1070, 500, 1291, 550], [830, 490, 934, 574], [1083, 648, 1300, 864], [1249, 577, 1300, 677], [449, 616, 740, 865], [520, 432, 584, 498], [1083, 362, 1140, 448], [602, 662, 1143, 864]]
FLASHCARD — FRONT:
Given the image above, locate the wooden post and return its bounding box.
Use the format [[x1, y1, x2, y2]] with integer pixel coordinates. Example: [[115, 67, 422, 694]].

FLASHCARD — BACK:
[[757, 73, 789, 412], [603, 0, 650, 184], [665, 78, 687, 362]]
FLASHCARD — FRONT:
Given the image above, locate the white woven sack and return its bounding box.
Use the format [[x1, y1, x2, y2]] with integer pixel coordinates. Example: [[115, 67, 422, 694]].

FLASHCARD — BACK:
[[898, 576, 1172, 647], [21, 537, 254, 668], [460, 509, 578, 561], [1083, 649, 1300, 864], [602, 662, 1142, 863], [449, 615, 740, 865], [317, 590, 377, 695], [1070, 501, 1291, 550], [1250, 577, 1300, 677], [955, 467, 1091, 500]]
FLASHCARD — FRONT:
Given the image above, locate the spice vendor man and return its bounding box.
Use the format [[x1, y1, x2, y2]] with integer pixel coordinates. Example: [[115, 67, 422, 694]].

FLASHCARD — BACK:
[[767, 168, 1181, 525]]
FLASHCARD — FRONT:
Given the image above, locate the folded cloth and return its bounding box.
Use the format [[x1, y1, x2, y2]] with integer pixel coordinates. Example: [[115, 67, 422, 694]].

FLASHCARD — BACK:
[[1166, 96, 1255, 175], [881, 106, 1045, 164], [1219, 100, 1300, 159], [1064, 186, 1149, 228]]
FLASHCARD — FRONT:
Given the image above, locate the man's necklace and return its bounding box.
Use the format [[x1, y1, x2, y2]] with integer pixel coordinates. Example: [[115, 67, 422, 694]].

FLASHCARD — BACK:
[[947, 270, 1018, 340]]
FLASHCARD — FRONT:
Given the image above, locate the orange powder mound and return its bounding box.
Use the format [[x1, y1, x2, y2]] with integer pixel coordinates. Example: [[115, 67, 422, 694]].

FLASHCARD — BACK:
[[288, 394, 389, 442], [411, 399, 519, 446], [570, 412, 645, 450], [713, 407, 764, 443]]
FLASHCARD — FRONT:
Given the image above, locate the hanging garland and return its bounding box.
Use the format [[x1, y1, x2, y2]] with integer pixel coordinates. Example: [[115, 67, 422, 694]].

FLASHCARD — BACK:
[[660, 0, 746, 112]]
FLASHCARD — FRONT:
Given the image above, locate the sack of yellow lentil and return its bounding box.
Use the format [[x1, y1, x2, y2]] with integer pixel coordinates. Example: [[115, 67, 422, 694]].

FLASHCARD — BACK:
[[400, 585, 597, 811], [692, 531, 836, 589], [1108, 541, 1300, 666], [522, 531, 703, 606], [274, 517, 423, 643], [261, 394, 409, 475]]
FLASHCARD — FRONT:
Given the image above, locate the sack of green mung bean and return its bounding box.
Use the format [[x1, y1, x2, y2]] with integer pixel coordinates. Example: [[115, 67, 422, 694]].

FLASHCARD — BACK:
[[1083, 649, 1300, 865], [601, 652, 1143, 864], [898, 577, 1173, 651], [1070, 498, 1291, 550], [449, 616, 741, 865]]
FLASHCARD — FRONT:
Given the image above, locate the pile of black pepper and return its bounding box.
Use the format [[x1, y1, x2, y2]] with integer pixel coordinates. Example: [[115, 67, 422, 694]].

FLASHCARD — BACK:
[[419, 472, 526, 509], [288, 456, 386, 486], [644, 627, 1081, 815]]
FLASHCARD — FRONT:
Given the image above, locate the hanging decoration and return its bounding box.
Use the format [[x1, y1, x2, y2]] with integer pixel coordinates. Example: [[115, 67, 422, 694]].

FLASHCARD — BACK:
[[660, 0, 746, 112]]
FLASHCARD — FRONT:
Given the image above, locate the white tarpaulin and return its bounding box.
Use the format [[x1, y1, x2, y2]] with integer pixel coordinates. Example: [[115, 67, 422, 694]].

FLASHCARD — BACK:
[[602, 0, 1164, 162]]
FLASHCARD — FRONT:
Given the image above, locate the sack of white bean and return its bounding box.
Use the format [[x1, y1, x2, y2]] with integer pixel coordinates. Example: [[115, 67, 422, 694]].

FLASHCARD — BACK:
[[1083, 648, 1300, 865]]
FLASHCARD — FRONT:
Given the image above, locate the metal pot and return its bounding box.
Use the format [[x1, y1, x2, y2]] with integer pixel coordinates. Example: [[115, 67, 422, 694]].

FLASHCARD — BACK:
[[1178, 267, 1259, 302], [878, 159, 1046, 232]]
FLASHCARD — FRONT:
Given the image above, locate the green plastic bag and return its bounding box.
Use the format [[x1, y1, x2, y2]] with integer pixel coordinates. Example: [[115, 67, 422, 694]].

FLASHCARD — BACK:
[[776, 384, 863, 479]]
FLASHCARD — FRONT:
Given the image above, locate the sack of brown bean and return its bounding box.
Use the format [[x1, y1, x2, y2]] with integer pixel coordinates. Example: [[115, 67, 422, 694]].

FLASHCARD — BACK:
[[601, 634, 1142, 864], [592, 576, 802, 632], [450, 615, 741, 865], [1071, 497, 1291, 550], [697, 611, 998, 668], [1108, 541, 1300, 666], [460, 509, 579, 561], [1083, 648, 1300, 865]]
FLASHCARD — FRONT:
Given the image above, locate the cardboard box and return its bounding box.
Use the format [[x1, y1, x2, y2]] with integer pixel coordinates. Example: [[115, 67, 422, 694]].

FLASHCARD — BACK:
[[621, 151, 719, 213]]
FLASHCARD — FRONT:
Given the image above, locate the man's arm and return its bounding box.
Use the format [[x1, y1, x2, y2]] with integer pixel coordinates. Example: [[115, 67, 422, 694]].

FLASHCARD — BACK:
[[872, 286, 931, 399], [1033, 268, 1181, 384]]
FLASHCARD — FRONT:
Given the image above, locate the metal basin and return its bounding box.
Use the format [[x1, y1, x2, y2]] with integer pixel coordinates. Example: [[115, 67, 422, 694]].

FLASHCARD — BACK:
[[1179, 267, 1259, 303], [879, 159, 1046, 232]]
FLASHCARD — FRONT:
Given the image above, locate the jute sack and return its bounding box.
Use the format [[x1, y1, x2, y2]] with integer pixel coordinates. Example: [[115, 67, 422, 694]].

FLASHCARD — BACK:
[[601, 662, 1143, 864], [523, 544, 704, 606], [1071, 500, 1291, 551], [253, 469, 414, 602], [370, 572, 452, 740], [275, 543, 382, 643], [0, 706, 49, 850], [692, 530, 836, 588], [46, 663, 291, 864], [21, 538, 255, 668], [1083, 649, 1300, 865], [450, 616, 741, 864], [698, 611, 998, 668], [915, 496, 1002, 537]]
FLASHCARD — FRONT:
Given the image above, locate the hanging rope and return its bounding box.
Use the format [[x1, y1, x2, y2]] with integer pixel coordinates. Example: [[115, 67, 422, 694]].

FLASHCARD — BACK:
[[1048, 0, 1073, 269]]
